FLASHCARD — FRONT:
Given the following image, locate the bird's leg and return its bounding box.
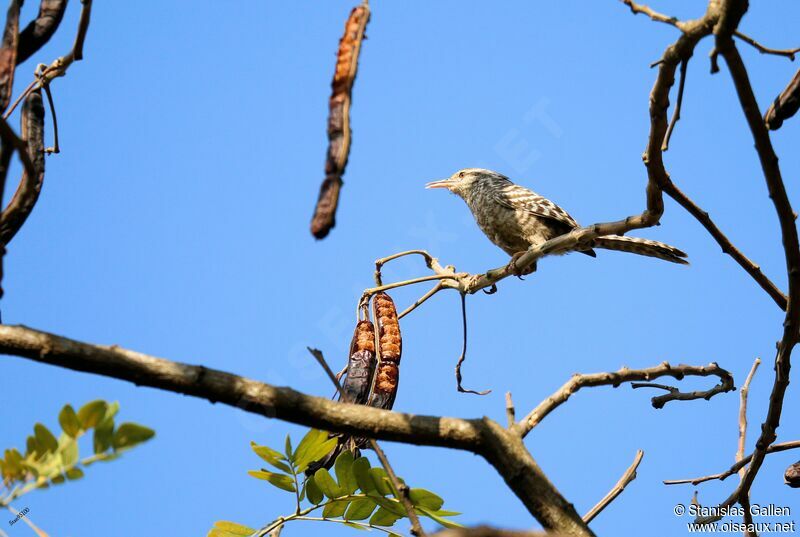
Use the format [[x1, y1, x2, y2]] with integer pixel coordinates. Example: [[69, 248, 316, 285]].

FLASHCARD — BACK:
[[508, 251, 537, 278]]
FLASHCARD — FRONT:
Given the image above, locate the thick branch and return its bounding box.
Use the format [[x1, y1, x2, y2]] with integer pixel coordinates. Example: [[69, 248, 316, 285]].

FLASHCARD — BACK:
[[0, 324, 592, 535]]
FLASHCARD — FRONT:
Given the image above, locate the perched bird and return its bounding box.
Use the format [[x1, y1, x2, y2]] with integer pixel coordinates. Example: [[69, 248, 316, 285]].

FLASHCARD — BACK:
[[426, 168, 687, 273]]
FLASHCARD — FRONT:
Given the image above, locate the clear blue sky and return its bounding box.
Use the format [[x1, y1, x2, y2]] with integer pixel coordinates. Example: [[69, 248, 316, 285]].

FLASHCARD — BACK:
[[2, 1, 800, 535]]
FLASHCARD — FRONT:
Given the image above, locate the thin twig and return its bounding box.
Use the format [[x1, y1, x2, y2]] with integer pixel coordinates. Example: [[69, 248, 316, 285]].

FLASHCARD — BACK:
[[375, 249, 436, 285], [41, 84, 58, 153], [455, 292, 490, 396], [505, 392, 515, 428], [737, 358, 761, 478], [733, 31, 800, 61], [398, 282, 445, 320], [308, 348, 426, 537], [620, 0, 680, 28], [662, 58, 688, 151], [582, 450, 644, 523], [663, 440, 800, 485]]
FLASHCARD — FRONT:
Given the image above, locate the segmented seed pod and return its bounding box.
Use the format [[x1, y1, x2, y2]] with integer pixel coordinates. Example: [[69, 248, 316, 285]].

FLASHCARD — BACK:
[[369, 361, 399, 411], [368, 292, 402, 410], [310, 3, 370, 239], [340, 320, 376, 405], [374, 292, 401, 363]]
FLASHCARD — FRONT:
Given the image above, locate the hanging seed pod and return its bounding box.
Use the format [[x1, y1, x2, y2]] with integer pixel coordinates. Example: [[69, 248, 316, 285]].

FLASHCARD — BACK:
[[0, 0, 21, 112], [369, 292, 402, 410], [786, 461, 800, 488], [369, 361, 399, 410], [340, 320, 376, 405], [310, 3, 370, 239], [765, 69, 800, 131], [374, 292, 401, 363]]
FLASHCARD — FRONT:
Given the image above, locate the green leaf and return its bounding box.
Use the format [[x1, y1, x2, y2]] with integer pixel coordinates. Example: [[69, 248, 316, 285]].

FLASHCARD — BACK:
[[293, 429, 326, 466], [284, 434, 293, 461], [313, 468, 343, 499], [60, 437, 79, 467], [250, 442, 292, 473], [94, 417, 114, 454], [112, 423, 155, 450], [51, 473, 66, 484], [59, 405, 81, 437], [295, 437, 338, 473], [409, 488, 444, 511], [34, 423, 59, 453], [77, 400, 108, 429], [25, 435, 39, 457], [322, 499, 349, 518], [334, 450, 358, 494], [65, 467, 84, 480], [344, 497, 377, 521], [425, 509, 461, 517], [103, 401, 120, 421], [369, 468, 394, 496], [211, 521, 256, 536], [370, 496, 406, 517], [352, 457, 375, 493], [369, 507, 401, 527], [417, 506, 463, 529], [247, 470, 296, 492], [306, 475, 324, 504], [343, 522, 368, 531]]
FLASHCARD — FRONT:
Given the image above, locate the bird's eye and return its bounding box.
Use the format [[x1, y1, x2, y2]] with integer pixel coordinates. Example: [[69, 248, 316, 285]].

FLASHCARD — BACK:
[[458, 172, 465, 179]]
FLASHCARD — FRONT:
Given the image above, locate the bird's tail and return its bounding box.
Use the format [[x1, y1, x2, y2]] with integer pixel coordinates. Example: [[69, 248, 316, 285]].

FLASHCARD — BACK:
[[594, 235, 688, 264]]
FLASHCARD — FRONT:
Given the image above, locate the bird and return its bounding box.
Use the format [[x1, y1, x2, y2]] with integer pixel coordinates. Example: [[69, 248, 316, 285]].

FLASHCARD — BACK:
[[426, 168, 687, 273]]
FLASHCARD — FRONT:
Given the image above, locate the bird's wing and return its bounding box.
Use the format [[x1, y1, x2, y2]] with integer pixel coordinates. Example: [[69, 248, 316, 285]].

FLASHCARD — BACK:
[[491, 182, 580, 229]]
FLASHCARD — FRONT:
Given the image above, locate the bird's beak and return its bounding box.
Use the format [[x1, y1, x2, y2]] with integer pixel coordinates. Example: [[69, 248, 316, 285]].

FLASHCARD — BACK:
[[425, 178, 455, 190]]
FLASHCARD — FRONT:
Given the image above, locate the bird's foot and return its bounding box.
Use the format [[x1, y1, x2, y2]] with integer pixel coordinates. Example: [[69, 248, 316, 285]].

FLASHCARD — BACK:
[[508, 252, 536, 278]]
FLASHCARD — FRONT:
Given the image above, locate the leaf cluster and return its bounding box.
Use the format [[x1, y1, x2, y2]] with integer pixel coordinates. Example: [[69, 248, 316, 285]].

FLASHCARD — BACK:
[[0, 400, 155, 505], [210, 429, 461, 537]]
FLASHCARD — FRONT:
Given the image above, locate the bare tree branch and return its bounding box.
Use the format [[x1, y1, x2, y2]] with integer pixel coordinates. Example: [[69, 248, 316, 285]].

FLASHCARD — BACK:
[[713, 18, 800, 520], [663, 440, 800, 486], [582, 450, 644, 523], [737, 358, 761, 478], [517, 362, 733, 437]]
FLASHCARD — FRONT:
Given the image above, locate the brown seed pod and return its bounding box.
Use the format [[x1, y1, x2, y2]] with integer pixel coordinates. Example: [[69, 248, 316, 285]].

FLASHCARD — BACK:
[[786, 461, 800, 488], [310, 3, 370, 239], [1, 89, 46, 246], [766, 68, 800, 131], [17, 0, 68, 66], [340, 320, 376, 405], [368, 292, 402, 410], [369, 361, 399, 411], [0, 0, 21, 112], [374, 292, 401, 363]]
